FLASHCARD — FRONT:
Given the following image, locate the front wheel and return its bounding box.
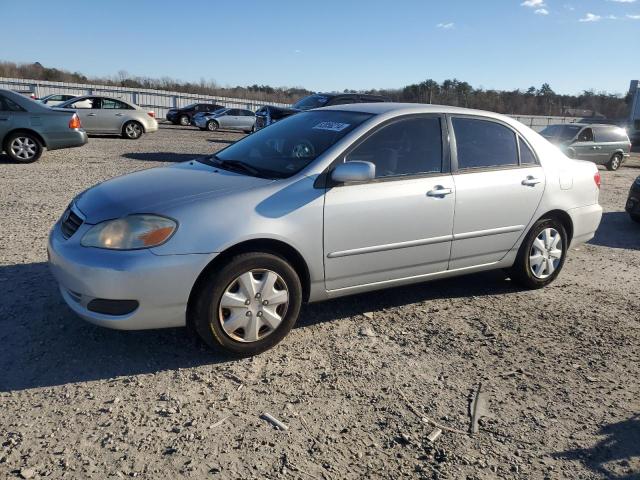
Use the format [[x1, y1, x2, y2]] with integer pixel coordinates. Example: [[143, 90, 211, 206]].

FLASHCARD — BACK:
[[122, 121, 143, 139], [510, 218, 568, 289], [5, 132, 43, 163], [630, 213, 640, 224], [192, 252, 302, 356], [179, 115, 190, 126], [606, 153, 623, 171], [207, 120, 219, 131]]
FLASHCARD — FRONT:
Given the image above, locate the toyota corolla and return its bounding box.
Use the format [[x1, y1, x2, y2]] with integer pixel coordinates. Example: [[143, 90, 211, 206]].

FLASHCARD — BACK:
[[48, 104, 603, 355]]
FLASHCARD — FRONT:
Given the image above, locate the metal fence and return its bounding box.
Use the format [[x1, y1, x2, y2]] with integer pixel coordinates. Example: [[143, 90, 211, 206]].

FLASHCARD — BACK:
[[0, 76, 617, 132], [0, 77, 291, 118]]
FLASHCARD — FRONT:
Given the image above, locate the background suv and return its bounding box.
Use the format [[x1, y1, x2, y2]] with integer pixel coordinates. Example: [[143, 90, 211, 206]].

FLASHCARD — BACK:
[[540, 123, 631, 171], [254, 92, 390, 130], [166, 103, 224, 126]]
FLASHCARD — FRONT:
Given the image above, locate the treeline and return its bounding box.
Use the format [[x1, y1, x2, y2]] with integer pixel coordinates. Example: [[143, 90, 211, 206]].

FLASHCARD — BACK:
[[0, 61, 632, 118]]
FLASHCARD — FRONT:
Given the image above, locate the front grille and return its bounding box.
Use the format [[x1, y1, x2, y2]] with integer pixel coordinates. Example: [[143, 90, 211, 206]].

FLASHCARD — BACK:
[[61, 207, 83, 239]]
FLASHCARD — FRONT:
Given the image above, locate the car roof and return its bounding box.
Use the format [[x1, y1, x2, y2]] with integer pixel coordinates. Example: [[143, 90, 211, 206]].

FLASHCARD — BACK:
[[319, 102, 509, 118]]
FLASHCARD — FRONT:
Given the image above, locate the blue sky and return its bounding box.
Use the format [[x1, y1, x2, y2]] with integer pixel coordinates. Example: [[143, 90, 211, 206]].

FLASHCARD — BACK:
[[1, 0, 638, 95]]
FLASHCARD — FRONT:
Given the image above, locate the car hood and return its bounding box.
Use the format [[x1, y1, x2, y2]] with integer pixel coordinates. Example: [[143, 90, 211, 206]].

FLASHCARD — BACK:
[[75, 161, 273, 224]]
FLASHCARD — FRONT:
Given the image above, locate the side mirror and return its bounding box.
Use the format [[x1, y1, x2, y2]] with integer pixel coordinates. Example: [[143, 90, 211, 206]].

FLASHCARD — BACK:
[[331, 161, 375, 183]]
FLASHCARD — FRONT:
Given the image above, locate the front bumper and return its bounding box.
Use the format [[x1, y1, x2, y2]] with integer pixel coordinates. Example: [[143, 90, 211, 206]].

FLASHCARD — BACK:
[[45, 129, 88, 151], [193, 117, 208, 128], [625, 181, 640, 216], [48, 220, 217, 330]]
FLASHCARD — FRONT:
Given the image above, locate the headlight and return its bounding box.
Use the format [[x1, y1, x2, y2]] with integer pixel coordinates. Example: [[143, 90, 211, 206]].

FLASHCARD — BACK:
[[81, 215, 177, 250]]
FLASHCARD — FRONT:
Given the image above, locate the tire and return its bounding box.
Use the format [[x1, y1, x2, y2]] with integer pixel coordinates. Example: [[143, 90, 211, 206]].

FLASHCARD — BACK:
[[243, 129, 252, 134], [4, 132, 43, 163], [606, 153, 623, 171], [122, 121, 144, 140], [207, 120, 219, 131], [179, 115, 190, 126], [192, 252, 302, 356], [510, 218, 568, 289], [630, 213, 640, 224]]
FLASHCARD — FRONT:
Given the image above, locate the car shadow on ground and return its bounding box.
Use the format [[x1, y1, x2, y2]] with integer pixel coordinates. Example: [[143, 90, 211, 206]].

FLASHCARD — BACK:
[[553, 414, 640, 479], [207, 138, 236, 145], [589, 211, 640, 250], [0, 261, 518, 392], [122, 152, 209, 162]]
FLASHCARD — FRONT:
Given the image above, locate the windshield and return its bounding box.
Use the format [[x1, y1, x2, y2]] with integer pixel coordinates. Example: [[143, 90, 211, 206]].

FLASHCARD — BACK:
[[540, 124, 581, 142], [292, 94, 331, 110], [200, 110, 373, 178]]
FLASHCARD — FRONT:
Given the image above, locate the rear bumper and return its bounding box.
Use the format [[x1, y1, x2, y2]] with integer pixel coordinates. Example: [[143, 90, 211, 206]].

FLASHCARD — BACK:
[[568, 203, 603, 246], [145, 119, 159, 133], [45, 129, 88, 151]]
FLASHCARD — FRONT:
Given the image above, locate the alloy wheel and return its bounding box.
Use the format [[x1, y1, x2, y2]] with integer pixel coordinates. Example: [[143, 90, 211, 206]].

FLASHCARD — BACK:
[[217, 269, 289, 343], [125, 123, 142, 139], [10, 137, 37, 160], [529, 227, 563, 279]]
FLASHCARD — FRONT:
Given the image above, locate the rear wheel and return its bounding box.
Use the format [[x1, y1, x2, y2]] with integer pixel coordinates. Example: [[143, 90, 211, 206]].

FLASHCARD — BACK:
[[510, 218, 568, 289], [630, 213, 640, 224], [207, 120, 219, 131], [122, 121, 143, 139], [606, 153, 623, 171], [5, 132, 43, 163], [192, 252, 302, 356], [179, 115, 190, 126]]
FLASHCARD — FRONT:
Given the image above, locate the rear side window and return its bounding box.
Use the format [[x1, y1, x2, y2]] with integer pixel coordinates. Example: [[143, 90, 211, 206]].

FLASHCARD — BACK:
[[519, 137, 537, 165], [101, 99, 131, 109], [0, 95, 25, 112], [453, 118, 518, 169], [346, 116, 443, 178], [595, 127, 629, 142]]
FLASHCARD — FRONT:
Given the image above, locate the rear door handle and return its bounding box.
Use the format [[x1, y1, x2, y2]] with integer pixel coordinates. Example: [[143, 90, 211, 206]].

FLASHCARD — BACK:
[[522, 176, 541, 186], [115, 113, 124, 116], [87, 113, 97, 116], [427, 186, 453, 197]]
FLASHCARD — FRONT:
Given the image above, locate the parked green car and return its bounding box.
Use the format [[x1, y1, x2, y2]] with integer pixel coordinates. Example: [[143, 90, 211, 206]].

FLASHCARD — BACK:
[[0, 89, 88, 163]]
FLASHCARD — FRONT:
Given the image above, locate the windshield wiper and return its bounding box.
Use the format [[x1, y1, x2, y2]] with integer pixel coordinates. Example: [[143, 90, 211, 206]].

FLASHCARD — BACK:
[[210, 156, 262, 177]]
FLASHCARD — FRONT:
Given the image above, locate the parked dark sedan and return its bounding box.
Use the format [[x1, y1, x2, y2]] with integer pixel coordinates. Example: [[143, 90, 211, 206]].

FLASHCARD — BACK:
[[166, 103, 225, 126], [254, 92, 390, 131], [625, 176, 640, 223], [0, 89, 87, 163]]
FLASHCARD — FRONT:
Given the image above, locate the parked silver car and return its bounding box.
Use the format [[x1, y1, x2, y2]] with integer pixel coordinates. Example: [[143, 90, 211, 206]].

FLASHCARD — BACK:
[[48, 104, 602, 355], [540, 123, 631, 171], [192, 108, 256, 133], [0, 89, 87, 163], [38, 94, 78, 107], [57, 95, 158, 139]]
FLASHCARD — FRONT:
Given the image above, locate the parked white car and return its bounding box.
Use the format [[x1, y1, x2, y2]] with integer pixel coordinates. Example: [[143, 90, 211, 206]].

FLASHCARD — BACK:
[[39, 94, 78, 107], [48, 103, 602, 355], [56, 95, 158, 139]]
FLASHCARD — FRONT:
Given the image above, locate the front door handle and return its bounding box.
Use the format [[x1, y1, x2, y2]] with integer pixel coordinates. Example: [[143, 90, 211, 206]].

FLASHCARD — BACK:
[[115, 113, 124, 116], [591, 146, 598, 150], [427, 186, 453, 197], [522, 176, 541, 186], [87, 113, 97, 116]]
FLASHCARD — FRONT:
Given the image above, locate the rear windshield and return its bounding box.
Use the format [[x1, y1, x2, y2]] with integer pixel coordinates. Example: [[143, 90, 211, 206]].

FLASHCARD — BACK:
[[292, 94, 331, 110], [202, 110, 373, 178], [540, 124, 582, 141]]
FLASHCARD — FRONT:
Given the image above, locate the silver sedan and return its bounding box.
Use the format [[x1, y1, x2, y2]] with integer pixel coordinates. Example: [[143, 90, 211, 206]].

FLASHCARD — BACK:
[[193, 108, 256, 133], [57, 95, 158, 139], [48, 103, 603, 355]]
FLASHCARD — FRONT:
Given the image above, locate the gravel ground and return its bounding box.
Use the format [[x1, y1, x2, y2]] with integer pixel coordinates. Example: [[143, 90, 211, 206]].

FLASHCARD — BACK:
[[1, 125, 639, 479]]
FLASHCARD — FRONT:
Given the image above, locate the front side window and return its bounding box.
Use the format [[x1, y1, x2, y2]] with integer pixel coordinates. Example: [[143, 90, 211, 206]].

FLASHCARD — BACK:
[[68, 97, 96, 109], [204, 110, 372, 178], [453, 118, 518, 169], [540, 124, 581, 142], [577, 128, 594, 142], [345, 117, 443, 178]]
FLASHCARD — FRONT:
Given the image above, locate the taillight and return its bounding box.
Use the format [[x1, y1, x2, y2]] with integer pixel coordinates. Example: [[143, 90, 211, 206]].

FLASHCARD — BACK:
[[594, 171, 601, 189], [147, 111, 155, 118], [69, 114, 81, 129]]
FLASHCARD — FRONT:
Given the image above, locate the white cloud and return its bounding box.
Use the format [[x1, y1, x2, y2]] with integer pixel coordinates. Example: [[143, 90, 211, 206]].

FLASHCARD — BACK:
[[436, 22, 455, 29], [579, 12, 602, 21], [627, 14, 640, 18], [521, 0, 545, 7], [608, 0, 637, 3], [535, 8, 549, 14]]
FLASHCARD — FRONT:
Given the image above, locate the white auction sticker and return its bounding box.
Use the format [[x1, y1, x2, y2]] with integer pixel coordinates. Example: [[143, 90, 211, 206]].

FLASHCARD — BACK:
[[312, 122, 350, 132]]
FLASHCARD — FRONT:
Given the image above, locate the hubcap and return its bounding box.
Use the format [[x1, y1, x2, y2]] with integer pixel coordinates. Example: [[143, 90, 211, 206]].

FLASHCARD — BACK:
[[217, 269, 289, 343], [10, 137, 37, 159], [180, 116, 189, 125], [126, 123, 141, 138], [612, 156, 620, 169], [208, 122, 216, 131], [529, 227, 563, 279]]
